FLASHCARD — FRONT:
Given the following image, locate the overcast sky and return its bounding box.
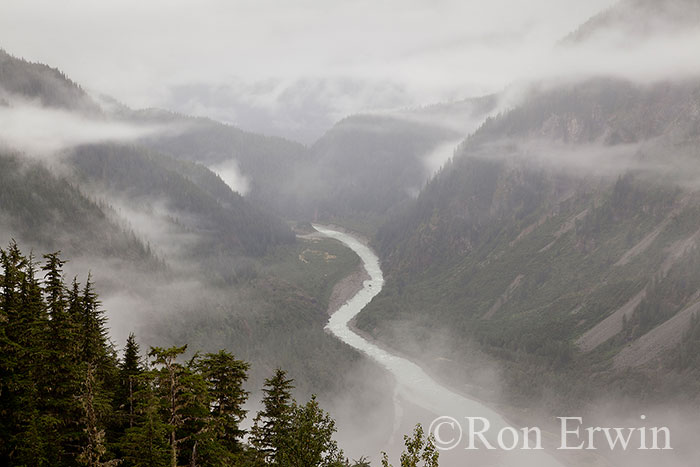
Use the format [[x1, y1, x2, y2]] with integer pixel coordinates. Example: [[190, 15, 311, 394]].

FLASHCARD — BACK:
[[4, 0, 698, 142]]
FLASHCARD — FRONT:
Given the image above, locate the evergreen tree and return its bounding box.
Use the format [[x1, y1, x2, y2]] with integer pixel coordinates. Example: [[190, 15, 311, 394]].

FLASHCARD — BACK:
[[276, 395, 345, 467], [149, 345, 208, 467], [250, 368, 295, 464], [42, 252, 66, 320], [77, 363, 117, 467], [39, 251, 82, 466], [381, 424, 439, 467], [178, 354, 210, 467], [66, 278, 84, 359], [118, 333, 143, 429], [120, 374, 171, 467], [79, 274, 108, 365], [0, 242, 28, 403], [194, 350, 251, 465], [0, 244, 44, 465]]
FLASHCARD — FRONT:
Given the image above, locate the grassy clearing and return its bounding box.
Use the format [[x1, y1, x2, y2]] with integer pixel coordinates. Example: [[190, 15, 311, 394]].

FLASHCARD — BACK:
[[262, 236, 361, 310]]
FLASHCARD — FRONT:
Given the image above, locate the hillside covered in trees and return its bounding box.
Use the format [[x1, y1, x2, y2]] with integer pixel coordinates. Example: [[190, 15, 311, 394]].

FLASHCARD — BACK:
[[356, 76, 700, 413]]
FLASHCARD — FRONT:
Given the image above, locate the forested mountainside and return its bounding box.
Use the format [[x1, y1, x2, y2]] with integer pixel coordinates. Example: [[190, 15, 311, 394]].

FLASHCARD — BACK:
[[0, 49, 294, 259], [302, 114, 460, 227], [0, 151, 156, 264], [6, 47, 468, 235], [138, 98, 495, 230], [297, 96, 497, 229], [134, 110, 311, 216], [357, 77, 700, 411], [69, 143, 293, 259], [3, 51, 495, 236], [0, 49, 99, 112]]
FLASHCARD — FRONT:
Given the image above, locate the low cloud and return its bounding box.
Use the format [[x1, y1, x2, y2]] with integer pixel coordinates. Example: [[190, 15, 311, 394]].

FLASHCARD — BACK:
[[105, 197, 201, 262], [166, 78, 412, 144], [0, 101, 161, 156], [5, 1, 698, 143], [423, 139, 462, 177], [462, 136, 700, 191], [209, 159, 251, 195], [546, 28, 700, 85], [0, 0, 614, 141]]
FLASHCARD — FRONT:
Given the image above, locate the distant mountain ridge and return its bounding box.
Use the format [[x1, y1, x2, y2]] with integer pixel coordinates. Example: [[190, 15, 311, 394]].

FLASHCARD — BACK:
[[0, 48, 294, 261], [138, 87, 497, 227], [563, 0, 700, 43], [0, 48, 100, 112]]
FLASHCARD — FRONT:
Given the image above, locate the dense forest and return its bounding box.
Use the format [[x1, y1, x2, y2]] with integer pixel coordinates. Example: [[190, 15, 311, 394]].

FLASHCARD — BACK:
[[0, 243, 438, 466]]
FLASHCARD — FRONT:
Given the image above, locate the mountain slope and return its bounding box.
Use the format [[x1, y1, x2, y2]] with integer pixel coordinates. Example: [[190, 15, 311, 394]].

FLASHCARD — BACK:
[[357, 77, 700, 410], [134, 110, 311, 215], [563, 0, 700, 43], [68, 143, 294, 259], [0, 49, 294, 261], [134, 93, 497, 232], [302, 114, 460, 226], [0, 150, 155, 263], [0, 48, 99, 112]]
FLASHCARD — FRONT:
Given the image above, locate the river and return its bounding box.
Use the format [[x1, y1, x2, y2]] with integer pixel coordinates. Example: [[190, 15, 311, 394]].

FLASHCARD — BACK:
[[314, 224, 566, 467]]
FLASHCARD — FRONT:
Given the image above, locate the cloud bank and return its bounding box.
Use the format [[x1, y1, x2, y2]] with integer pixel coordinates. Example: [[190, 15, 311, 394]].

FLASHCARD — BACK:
[[0, 102, 160, 155], [0, 0, 620, 141], [4, 1, 698, 142]]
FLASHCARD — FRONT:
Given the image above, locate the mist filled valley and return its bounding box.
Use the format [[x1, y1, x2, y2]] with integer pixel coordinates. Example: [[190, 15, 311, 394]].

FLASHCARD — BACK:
[[2, 1, 700, 466]]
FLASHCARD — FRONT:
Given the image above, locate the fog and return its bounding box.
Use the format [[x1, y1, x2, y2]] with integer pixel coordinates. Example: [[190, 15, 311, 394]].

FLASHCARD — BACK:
[[0, 101, 161, 155], [208, 159, 251, 195], [0, 0, 615, 142], [423, 140, 462, 177], [2, 1, 700, 465], [451, 132, 700, 193], [4, 1, 699, 143], [549, 28, 700, 84]]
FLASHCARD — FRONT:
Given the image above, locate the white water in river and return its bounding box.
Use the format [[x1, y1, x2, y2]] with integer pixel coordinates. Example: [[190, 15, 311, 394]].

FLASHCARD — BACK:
[[314, 225, 566, 467]]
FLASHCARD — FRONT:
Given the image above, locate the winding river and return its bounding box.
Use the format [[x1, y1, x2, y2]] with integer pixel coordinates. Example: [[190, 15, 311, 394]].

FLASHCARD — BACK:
[[314, 225, 566, 467]]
